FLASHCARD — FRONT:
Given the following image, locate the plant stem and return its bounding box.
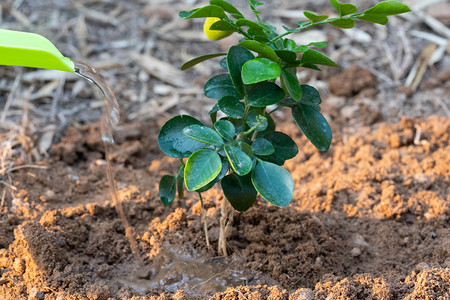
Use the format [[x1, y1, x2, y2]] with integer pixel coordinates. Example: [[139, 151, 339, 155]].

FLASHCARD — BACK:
[[198, 192, 211, 249], [269, 15, 359, 43], [218, 196, 233, 256], [223, 17, 252, 40]]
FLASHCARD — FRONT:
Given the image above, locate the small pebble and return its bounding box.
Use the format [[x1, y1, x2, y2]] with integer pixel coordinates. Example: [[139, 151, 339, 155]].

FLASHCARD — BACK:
[[351, 247, 361, 257]]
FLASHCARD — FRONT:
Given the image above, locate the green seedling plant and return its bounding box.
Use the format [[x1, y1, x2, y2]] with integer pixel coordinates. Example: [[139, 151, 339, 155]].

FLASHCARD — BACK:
[[158, 0, 411, 255]]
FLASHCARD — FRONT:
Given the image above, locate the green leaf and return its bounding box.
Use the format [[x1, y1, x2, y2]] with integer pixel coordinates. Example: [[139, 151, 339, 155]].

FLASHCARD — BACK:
[[275, 50, 297, 64], [204, 74, 241, 100], [220, 58, 228, 70], [283, 38, 297, 50], [236, 142, 253, 157], [330, 18, 355, 29], [196, 158, 228, 192], [259, 131, 298, 165], [246, 110, 268, 131], [303, 11, 329, 23], [255, 112, 276, 137], [209, 20, 238, 31], [251, 160, 294, 207], [242, 58, 282, 85], [300, 49, 340, 67], [281, 68, 302, 102], [356, 14, 389, 25], [292, 104, 332, 151], [229, 118, 244, 135], [158, 115, 205, 158], [297, 20, 311, 27], [181, 53, 227, 70], [221, 174, 257, 212], [301, 63, 322, 71], [309, 41, 328, 48], [236, 18, 267, 33], [238, 40, 278, 62], [214, 120, 235, 141], [159, 175, 177, 206], [185, 149, 222, 191], [227, 45, 255, 96], [225, 145, 253, 176], [293, 45, 309, 53], [210, 0, 244, 19], [252, 138, 274, 155], [363, 0, 411, 16], [247, 82, 285, 107], [299, 85, 321, 111], [183, 124, 224, 146], [179, 5, 225, 19], [328, 0, 357, 17], [218, 96, 245, 119]]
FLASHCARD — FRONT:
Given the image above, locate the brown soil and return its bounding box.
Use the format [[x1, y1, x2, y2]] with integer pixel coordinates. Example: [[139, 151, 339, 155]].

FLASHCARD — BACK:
[[0, 114, 448, 299]]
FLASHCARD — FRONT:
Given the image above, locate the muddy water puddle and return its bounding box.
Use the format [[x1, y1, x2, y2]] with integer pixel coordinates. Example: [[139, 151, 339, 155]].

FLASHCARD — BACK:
[[120, 244, 280, 296]]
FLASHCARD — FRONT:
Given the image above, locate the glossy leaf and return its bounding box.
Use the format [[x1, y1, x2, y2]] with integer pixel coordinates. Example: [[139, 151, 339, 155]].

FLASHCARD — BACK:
[[236, 19, 267, 33], [301, 63, 322, 71], [330, 18, 355, 29], [214, 119, 235, 141], [329, 0, 357, 17], [303, 11, 329, 23], [238, 40, 278, 61], [259, 131, 298, 165], [221, 174, 257, 212], [283, 38, 297, 50], [209, 20, 238, 31], [242, 58, 281, 84], [300, 49, 340, 67], [159, 175, 177, 206], [251, 138, 274, 155], [299, 85, 321, 111], [179, 5, 225, 19], [196, 159, 228, 192], [293, 45, 309, 53], [229, 118, 244, 135], [185, 149, 222, 191], [356, 14, 389, 25], [225, 145, 252, 176], [210, 0, 244, 19], [281, 68, 302, 102], [227, 46, 255, 96], [183, 124, 224, 146], [236, 142, 253, 157], [158, 115, 205, 158], [246, 110, 268, 131], [275, 50, 297, 64], [251, 160, 294, 207], [218, 96, 245, 119], [363, 0, 411, 16], [204, 74, 241, 100], [181, 53, 227, 70], [297, 20, 311, 27], [309, 41, 328, 48], [247, 82, 285, 107], [292, 104, 332, 151]]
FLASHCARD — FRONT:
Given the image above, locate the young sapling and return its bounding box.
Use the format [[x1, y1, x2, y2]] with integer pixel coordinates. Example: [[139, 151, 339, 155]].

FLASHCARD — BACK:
[[158, 0, 411, 256]]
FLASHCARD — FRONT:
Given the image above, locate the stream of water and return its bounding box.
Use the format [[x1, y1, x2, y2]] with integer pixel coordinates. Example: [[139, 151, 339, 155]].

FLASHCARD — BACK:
[[73, 60, 142, 264]]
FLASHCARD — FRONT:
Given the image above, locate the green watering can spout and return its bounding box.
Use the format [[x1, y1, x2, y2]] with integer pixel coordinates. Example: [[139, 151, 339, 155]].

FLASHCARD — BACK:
[[0, 29, 75, 73]]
